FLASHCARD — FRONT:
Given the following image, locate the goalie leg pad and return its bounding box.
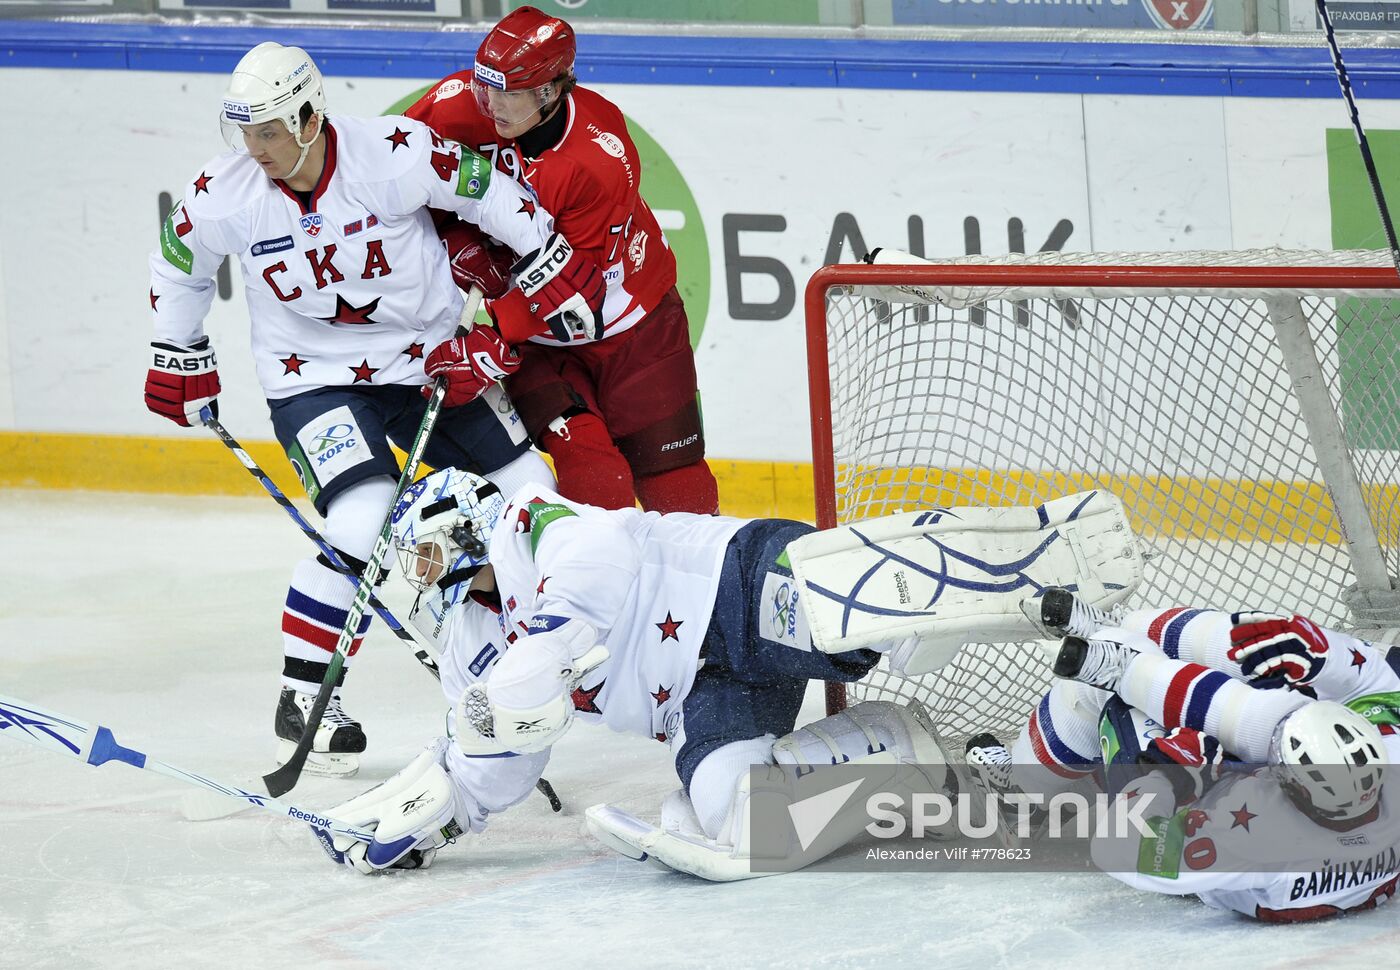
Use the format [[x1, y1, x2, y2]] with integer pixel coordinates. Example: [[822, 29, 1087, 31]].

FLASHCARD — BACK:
[[327, 741, 462, 874], [786, 490, 1144, 674], [585, 701, 955, 881]]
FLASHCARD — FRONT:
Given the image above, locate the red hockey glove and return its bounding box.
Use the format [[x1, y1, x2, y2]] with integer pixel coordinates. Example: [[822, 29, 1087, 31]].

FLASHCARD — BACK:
[[488, 233, 605, 344], [423, 326, 520, 407], [1228, 611, 1330, 686], [438, 218, 513, 301], [145, 337, 220, 427], [1140, 727, 1225, 804]]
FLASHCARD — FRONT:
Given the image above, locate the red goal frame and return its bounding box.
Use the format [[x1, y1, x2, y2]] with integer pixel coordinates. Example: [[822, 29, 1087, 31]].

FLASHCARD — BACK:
[[803, 259, 1400, 715]]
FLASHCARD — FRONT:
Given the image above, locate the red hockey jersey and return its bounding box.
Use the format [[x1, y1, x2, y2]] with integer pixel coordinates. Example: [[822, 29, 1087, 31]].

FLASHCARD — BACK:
[[408, 79, 677, 345]]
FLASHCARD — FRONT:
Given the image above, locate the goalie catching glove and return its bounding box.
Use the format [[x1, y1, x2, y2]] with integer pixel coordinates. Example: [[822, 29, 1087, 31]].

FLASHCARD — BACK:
[[319, 739, 463, 875], [145, 337, 219, 427], [488, 233, 606, 344]]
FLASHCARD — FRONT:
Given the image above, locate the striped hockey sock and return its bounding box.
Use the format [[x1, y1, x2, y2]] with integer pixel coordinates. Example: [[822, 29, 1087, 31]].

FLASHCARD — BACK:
[[1117, 650, 1307, 761], [281, 554, 372, 693]]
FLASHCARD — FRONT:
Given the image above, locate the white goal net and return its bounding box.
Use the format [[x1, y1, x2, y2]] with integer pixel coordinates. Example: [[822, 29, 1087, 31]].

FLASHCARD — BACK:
[[806, 248, 1400, 749]]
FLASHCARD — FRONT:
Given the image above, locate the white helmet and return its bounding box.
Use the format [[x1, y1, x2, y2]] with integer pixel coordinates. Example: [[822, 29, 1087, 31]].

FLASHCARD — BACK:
[[391, 468, 505, 593], [220, 43, 326, 174], [1274, 701, 1387, 822]]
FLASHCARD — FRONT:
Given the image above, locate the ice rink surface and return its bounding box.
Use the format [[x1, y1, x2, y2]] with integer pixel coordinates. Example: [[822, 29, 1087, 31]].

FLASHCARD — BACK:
[[3, 490, 1399, 969]]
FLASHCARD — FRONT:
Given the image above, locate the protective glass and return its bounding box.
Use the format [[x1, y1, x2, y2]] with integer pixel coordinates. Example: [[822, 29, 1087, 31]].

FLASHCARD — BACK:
[[220, 117, 299, 155], [471, 78, 556, 128]]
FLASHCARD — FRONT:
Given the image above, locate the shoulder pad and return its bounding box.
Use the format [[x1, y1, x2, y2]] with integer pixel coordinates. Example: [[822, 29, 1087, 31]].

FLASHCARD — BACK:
[[526, 501, 578, 557], [332, 114, 432, 182], [178, 152, 266, 221]]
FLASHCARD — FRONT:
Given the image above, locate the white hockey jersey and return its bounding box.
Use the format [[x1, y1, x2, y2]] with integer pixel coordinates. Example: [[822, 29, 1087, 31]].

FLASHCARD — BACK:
[[417, 488, 746, 831], [149, 115, 554, 399], [1095, 752, 1400, 921], [485, 485, 746, 745]]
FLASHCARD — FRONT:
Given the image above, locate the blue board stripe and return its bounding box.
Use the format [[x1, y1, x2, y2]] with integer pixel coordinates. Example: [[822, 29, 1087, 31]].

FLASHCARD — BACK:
[[4, 21, 1400, 98]]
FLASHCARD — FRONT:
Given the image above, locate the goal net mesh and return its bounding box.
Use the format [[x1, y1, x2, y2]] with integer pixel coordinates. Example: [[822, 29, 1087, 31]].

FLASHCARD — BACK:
[[811, 249, 1400, 749]]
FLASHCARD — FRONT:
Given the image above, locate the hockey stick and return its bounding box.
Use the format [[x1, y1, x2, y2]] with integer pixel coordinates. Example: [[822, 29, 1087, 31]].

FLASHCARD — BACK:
[[201, 409, 564, 813], [201, 409, 441, 680], [263, 376, 447, 798], [0, 692, 373, 845], [1315, 0, 1400, 274]]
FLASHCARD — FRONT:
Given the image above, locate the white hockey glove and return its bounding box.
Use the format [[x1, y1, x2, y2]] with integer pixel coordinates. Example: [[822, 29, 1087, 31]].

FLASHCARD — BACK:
[[320, 741, 463, 875], [456, 617, 608, 755]]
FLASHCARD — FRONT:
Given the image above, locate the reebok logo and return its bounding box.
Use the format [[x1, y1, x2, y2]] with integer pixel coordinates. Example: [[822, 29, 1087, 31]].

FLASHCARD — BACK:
[[290, 807, 336, 829]]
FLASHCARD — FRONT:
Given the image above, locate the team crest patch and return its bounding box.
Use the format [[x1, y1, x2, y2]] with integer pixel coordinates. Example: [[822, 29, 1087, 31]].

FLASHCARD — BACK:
[[299, 213, 324, 238]]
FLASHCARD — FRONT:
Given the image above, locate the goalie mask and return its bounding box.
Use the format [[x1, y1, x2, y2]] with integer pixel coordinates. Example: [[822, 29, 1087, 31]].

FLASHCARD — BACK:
[[471, 5, 576, 134], [391, 468, 504, 593], [1274, 701, 1387, 823], [220, 42, 327, 179]]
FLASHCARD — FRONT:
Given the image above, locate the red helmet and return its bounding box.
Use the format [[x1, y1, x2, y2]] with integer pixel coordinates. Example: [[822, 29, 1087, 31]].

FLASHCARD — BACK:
[[474, 6, 576, 91]]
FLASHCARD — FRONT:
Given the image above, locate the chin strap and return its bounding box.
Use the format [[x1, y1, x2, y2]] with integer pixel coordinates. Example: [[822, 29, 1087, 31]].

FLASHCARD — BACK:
[[283, 116, 324, 181]]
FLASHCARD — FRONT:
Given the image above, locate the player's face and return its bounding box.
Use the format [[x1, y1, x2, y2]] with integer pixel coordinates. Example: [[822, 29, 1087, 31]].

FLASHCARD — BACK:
[[240, 121, 305, 178], [473, 81, 550, 139], [413, 541, 447, 587]]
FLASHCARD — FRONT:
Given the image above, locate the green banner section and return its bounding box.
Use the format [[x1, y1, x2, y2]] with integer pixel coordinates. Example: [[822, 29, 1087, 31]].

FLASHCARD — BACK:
[[1326, 127, 1400, 450]]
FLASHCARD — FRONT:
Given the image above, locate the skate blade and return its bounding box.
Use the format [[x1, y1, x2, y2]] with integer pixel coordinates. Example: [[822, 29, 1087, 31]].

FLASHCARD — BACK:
[[1019, 596, 1056, 640], [274, 740, 360, 778]]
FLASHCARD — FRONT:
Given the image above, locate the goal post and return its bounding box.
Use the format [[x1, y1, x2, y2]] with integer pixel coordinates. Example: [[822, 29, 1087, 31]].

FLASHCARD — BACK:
[[805, 249, 1400, 741]]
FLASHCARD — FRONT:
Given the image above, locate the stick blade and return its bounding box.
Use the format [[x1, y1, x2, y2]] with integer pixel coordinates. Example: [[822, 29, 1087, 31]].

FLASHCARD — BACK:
[[262, 754, 306, 799]]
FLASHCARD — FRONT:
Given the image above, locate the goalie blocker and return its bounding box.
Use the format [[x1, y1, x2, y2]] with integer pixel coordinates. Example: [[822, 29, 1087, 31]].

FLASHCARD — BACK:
[[786, 490, 1145, 674]]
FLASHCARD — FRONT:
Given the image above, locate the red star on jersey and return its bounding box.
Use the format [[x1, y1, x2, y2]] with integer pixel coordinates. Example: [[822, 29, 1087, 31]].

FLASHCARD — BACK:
[[193, 171, 214, 195], [280, 353, 307, 376], [349, 358, 379, 384], [655, 732, 668, 743], [1230, 804, 1257, 831], [323, 294, 382, 326], [656, 612, 684, 642], [571, 680, 604, 715], [536, 576, 550, 595], [651, 684, 672, 706], [1352, 648, 1368, 670], [402, 342, 424, 360], [517, 198, 537, 219], [149, 288, 159, 311], [385, 127, 412, 151]]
